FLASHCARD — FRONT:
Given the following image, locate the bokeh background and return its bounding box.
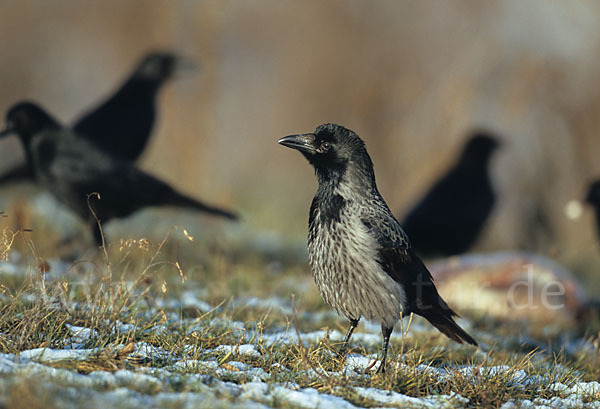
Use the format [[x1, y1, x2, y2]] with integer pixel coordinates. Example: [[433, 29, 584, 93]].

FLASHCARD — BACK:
[[1, 0, 600, 287]]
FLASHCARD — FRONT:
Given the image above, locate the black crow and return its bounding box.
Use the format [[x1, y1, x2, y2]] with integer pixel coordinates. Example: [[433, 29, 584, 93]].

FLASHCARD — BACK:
[[278, 123, 477, 374], [0, 101, 237, 246], [401, 132, 499, 257], [0, 51, 191, 185]]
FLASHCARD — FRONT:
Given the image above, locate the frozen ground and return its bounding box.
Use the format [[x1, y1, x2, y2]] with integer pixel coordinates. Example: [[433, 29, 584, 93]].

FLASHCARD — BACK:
[[0, 318, 599, 408], [0, 246, 599, 408]]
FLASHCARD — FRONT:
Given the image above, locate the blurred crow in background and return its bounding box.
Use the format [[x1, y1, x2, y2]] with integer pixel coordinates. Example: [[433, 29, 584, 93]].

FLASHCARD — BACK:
[[0, 101, 237, 246], [0, 51, 191, 185], [586, 180, 600, 241], [279, 123, 477, 373], [401, 132, 500, 258]]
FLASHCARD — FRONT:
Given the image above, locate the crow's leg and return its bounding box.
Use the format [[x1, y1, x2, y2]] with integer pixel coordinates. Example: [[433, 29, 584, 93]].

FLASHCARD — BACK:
[[376, 325, 393, 374], [338, 318, 359, 357]]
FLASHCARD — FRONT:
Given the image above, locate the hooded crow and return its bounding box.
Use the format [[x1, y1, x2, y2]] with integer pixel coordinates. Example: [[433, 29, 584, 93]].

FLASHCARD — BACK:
[[0, 101, 236, 246], [279, 123, 477, 373]]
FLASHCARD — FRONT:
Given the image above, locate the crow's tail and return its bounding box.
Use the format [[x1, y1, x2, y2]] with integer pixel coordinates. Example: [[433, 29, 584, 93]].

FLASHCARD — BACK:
[[170, 192, 238, 221], [420, 309, 478, 346]]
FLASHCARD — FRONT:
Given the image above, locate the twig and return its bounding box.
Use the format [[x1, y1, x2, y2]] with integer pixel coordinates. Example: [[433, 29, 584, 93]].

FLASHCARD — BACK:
[[291, 295, 331, 384]]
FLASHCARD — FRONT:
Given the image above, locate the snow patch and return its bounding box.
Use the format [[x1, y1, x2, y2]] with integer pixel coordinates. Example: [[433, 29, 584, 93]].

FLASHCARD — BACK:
[[214, 344, 261, 358], [19, 348, 94, 362]]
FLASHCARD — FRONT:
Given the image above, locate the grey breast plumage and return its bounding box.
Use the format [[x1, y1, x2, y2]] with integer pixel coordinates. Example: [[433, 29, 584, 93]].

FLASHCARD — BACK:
[[308, 176, 407, 328]]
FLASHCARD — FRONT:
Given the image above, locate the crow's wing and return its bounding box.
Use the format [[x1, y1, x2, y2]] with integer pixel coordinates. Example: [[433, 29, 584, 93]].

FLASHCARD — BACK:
[[73, 85, 154, 162], [40, 134, 236, 221], [34, 133, 172, 219], [361, 203, 477, 345], [360, 203, 434, 287]]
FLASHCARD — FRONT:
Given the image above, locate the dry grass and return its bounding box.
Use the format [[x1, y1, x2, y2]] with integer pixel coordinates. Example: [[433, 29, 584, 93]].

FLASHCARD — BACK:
[[0, 215, 599, 408]]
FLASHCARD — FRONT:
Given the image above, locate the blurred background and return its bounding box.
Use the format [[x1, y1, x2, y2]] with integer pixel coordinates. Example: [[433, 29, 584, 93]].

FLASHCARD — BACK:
[[1, 0, 600, 287]]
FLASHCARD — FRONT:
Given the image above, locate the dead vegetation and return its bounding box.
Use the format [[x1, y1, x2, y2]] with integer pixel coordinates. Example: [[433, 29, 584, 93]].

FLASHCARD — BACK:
[[0, 213, 599, 408]]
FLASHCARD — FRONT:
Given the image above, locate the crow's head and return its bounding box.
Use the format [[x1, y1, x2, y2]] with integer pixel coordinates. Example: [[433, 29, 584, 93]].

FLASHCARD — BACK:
[[278, 123, 373, 179], [460, 132, 500, 164], [135, 52, 196, 83], [586, 181, 600, 206], [0, 101, 60, 141]]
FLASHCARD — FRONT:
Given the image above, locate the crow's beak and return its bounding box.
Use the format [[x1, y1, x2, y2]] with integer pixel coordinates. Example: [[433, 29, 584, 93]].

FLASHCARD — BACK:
[[278, 133, 317, 154]]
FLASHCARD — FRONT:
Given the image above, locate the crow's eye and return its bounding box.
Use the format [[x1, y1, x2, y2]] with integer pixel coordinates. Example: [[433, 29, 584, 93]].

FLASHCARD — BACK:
[[318, 141, 330, 153]]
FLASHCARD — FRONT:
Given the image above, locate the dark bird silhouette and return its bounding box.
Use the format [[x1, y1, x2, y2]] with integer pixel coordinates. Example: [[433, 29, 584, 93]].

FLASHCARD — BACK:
[[0, 102, 237, 246], [278, 123, 477, 373], [0, 51, 190, 185], [401, 132, 499, 258], [586, 180, 600, 239]]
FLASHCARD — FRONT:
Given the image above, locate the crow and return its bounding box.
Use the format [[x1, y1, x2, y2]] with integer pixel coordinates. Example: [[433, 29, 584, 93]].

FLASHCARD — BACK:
[[586, 180, 600, 239], [278, 123, 477, 374], [0, 101, 237, 246], [401, 132, 499, 257], [0, 51, 191, 185]]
